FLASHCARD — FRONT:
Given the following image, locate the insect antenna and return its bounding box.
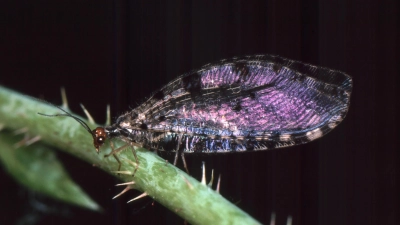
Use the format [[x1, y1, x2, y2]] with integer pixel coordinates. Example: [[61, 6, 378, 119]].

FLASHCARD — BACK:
[[37, 98, 108, 153], [38, 103, 93, 136]]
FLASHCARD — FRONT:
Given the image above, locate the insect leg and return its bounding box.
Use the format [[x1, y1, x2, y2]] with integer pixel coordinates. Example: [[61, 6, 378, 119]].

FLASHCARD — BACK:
[[172, 134, 190, 174], [173, 134, 182, 166], [107, 141, 123, 172], [105, 141, 142, 157], [130, 144, 139, 177], [174, 134, 181, 166], [173, 151, 179, 166], [180, 152, 189, 175], [105, 141, 141, 176], [154, 141, 160, 155]]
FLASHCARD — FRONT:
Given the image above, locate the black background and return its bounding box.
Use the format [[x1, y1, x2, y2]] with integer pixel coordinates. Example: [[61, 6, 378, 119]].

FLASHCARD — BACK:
[[0, 1, 398, 225]]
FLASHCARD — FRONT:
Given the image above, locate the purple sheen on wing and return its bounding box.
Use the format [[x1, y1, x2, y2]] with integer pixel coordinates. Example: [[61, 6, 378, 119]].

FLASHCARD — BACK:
[[106, 55, 352, 153]]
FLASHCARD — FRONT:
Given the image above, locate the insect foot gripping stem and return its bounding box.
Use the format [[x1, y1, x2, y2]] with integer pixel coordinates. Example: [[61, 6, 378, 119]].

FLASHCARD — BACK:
[[104, 141, 140, 177]]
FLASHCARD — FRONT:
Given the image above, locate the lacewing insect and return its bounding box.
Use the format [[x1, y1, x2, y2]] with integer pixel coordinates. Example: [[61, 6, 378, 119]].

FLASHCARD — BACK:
[[40, 55, 352, 171]]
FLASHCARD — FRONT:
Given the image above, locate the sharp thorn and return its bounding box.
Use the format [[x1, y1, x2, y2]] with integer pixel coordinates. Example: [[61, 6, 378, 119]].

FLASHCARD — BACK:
[[80, 103, 95, 124], [201, 161, 206, 185], [13, 127, 29, 135], [208, 169, 214, 187], [106, 104, 111, 126], [216, 174, 221, 194], [14, 135, 41, 148], [112, 185, 131, 199], [127, 192, 148, 203], [115, 181, 135, 186], [13, 134, 29, 148], [112, 170, 133, 175], [286, 216, 293, 225], [181, 175, 193, 190], [24, 135, 41, 146], [270, 212, 276, 225], [60, 87, 69, 110]]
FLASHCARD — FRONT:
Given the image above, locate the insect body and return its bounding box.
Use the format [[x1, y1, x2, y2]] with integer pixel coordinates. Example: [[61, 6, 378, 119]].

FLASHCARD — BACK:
[[41, 55, 352, 172], [102, 55, 352, 154]]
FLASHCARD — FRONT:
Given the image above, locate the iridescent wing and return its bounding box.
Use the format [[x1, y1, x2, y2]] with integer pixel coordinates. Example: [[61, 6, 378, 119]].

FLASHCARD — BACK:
[[111, 55, 352, 153]]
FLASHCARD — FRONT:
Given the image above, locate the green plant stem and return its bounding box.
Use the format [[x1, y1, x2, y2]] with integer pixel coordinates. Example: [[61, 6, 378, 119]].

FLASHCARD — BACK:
[[0, 85, 261, 225]]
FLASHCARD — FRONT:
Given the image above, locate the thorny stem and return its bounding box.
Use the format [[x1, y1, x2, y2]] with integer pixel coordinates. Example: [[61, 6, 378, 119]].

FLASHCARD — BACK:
[[0, 85, 261, 225]]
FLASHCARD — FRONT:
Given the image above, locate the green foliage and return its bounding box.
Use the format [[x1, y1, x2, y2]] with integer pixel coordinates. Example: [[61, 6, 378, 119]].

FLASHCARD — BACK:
[[0, 131, 100, 211]]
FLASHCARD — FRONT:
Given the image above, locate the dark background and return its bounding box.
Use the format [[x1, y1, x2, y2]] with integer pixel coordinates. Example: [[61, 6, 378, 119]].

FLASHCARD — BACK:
[[0, 0, 398, 225]]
